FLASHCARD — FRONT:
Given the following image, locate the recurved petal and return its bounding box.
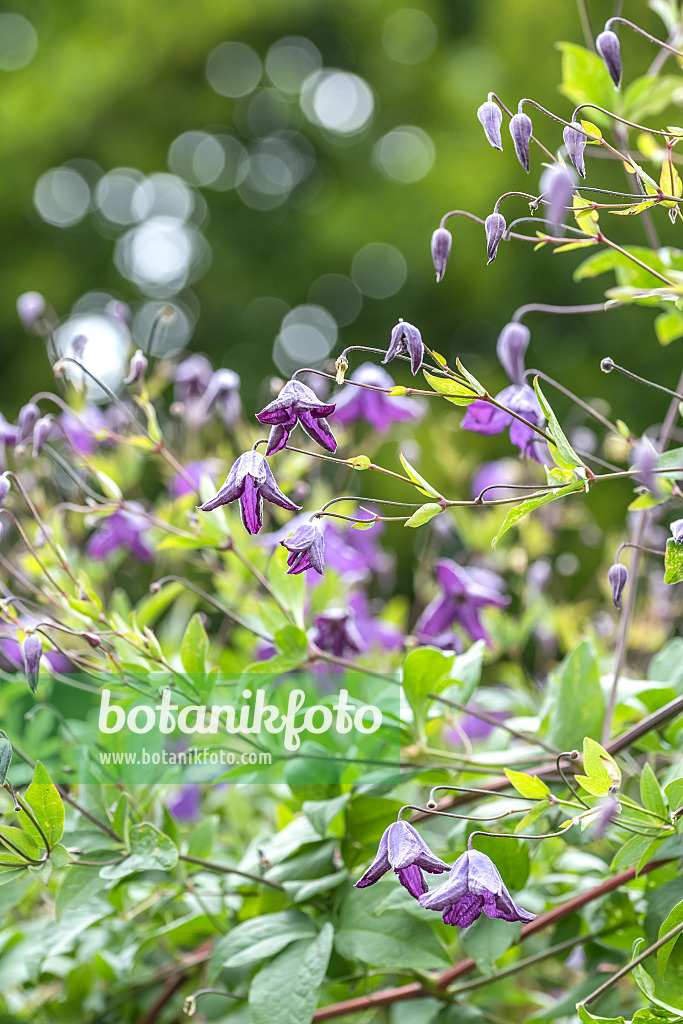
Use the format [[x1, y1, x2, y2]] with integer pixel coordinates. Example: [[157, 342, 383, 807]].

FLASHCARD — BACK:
[[442, 892, 484, 927], [417, 850, 470, 911], [355, 825, 391, 887], [488, 888, 536, 922], [299, 409, 337, 452], [264, 423, 290, 455], [258, 459, 301, 512], [397, 865, 428, 899], [240, 477, 264, 534], [197, 456, 247, 511]]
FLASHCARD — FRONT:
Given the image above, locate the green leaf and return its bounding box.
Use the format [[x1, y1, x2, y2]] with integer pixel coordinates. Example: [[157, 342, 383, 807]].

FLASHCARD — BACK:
[[624, 74, 683, 124], [577, 1007, 625, 1024], [210, 910, 317, 976], [249, 924, 333, 1024], [514, 800, 551, 833], [423, 368, 478, 406], [347, 454, 371, 470], [491, 480, 586, 548], [641, 763, 668, 818], [0, 737, 11, 786], [611, 833, 658, 872], [547, 640, 606, 751], [665, 538, 683, 584], [533, 377, 584, 471], [404, 502, 443, 528], [656, 309, 683, 345], [402, 646, 455, 733], [56, 864, 108, 920], [274, 624, 309, 660], [657, 899, 683, 977], [99, 823, 178, 880], [463, 915, 520, 975], [504, 769, 550, 799], [399, 451, 443, 499], [181, 613, 209, 675], [654, 447, 683, 479], [665, 778, 683, 811], [611, 201, 657, 216], [23, 761, 64, 848], [581, 736, 621, 792], [455, 359, 486, 396], [0, 825, 41, 862]]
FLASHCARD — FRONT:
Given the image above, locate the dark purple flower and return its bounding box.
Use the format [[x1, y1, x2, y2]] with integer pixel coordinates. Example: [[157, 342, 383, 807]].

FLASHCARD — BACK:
[[496, 323, 530, 386], [21, 634, 43, 693], [168, 784, 201, 821], [485, 212, 506, 264], [334, 363, 423, 433], [477, 100, 503, 150], [463, 384, 547, 462], [608, 563, 628, 610], [124, 349, 148, 385], [509, 113, 533, 173], [201, 368, 242, 428], [383, 319, 424, 376], [418, 847, 535, 927], [563, 122, 587, 178], [415, 559, 509, 648], [355, 820, 450, 899], [0, 413, 19, 448], [670, 519, 683, 544], [596, 29, 622, 88], [16, 292, 47, 333], [198, 451, 300, 535], [32, 416, 53, 456], [540, 164, 576, 231], [256, 380, 336, 456], [86, 504, 154, 562], [431, 227, 452, 283], [281, 521, 325, 576], [311, 608, 364, 658], [349, 591, 403, 652]]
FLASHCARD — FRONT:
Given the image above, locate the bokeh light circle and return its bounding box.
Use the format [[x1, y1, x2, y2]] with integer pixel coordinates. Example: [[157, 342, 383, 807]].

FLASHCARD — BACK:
[[266, 36, 322, 93], [0, 13, 38, 71], [351, 242, 407, 298], [382, 8, 438, 64], [300, 70, 374, 135], [373, 126, 435, 183], [206, 41, 262, 98], [34, 167, 91, 227]]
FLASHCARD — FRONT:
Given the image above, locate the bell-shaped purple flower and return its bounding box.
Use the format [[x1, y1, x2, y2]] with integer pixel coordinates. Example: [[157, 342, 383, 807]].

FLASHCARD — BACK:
[[477, 100, 503, 150], [21, 633, 43, 694], [383, 319, 424, 376], [256, 380, 336, 456], [463, 384, 547, 463], [32, 416, 53, 457], [334, 363, 423, 434], [670, 519, 683, 544], [355, 820, 450, 899], [509, 113, 533, 173], [198, 451, 300, 535], [485, 212, 506, 264], [281, 521, 325, 576], [540, 164, 576, 231], [311, 608, 364, 659], [563, 122, 587, 178], [431, 226, 452, 283], [124, 349, 148, 386], [418, 848, 535, 927], [173, 354, 214, 425], [608, 563, 628, 610], [496, 323, 530, 386], [86, 505, 154, 562], [596, 29, 622, 88], [415, 559, 509, 649]]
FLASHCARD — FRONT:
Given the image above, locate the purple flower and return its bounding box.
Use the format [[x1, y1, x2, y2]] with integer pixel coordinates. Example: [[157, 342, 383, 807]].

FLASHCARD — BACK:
[[59, 407, 109, 456], [173, 354, 214, 425], [0, 636, 72, 675], [670, 519, 683, 544], [17, 403, 40, 445], [124, 349, 148, 385], [418, 848, 535, 927], [334, 363, 423, 433], [169, 461, 215, 499], [311, 608, 364, 658], [355, 820, 450, 899], [485, 212, 506, 264], [32, 416, 53, 457], [496, 323, 530, 386], [383, 319, 424, 376], [201, 369, 242, 428], [509, 113, 533, 173], [0, 475, 10, 506], [324, 514, 394, 584], [256, 380, 336, 456], [471, 459, 523, 500], [198, 451, 300, 535], [431, 227, 452, 283], [563, 122, 587, 178], [349, 591, 403, 652], [105, 300, 133, 328], [281, 521, 325, 576], [415, 559, 509, 648], [596, 29, 622, 88], [0, 413, 19, 448], [16, 292, 47, 333], [632, 438, 660, 495], [540, 164, 576, 231], [86, 504, 154, 562], [21, 634, 43, 694], [477, 100, 503, 150], [608, 563, 628, 610], [167, 784, 201, 821], [463, 384, 547, 462]]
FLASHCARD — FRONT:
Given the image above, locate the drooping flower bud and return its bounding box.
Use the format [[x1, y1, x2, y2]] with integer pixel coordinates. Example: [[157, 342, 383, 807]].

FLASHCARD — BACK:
[[632, 438, 660, 495], [563, 122, 587, 178], [431, 227, 452, 283], [540, 163, 576, 231], [496, 322, 530, 385], [0, 474, 10, 506], [509, 113, 533, 173], [32, 416, 52, 456], [485, 213, 506, 264], [476, 100, 503, 150], [670, 519, 683, 544], [608, 563, 628, 610], [124, 349, 148, 385], [16, 291, 46, 333], [21, 633, 43, 693], [17, 402, 40, 444], [596, 30, 622, 88]]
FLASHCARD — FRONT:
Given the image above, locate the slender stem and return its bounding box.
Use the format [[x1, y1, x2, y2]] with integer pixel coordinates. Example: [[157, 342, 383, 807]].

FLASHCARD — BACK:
[[606, 16, 683, 58], [150, 577, 271, 641], [524, 368, 623, 436], [3, 472, 78, 584], [179, 853, 284, 889], [575, 0, 594, 50], [596, 233, 677, 287], [0, 510, 67, 595], [601, 357, 683, 401], [512, 302, 609, 321], [578, 917, 683, 1008], [429, 692, 559, 755]]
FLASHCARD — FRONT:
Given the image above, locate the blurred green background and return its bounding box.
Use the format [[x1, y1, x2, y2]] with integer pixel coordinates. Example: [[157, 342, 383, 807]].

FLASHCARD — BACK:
[[0, 0, 679, 433]]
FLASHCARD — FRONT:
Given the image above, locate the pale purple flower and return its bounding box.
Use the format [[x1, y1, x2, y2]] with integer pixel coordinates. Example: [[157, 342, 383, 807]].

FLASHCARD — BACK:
[[485, 212, 506, 264], [418, 848, 535, 927], [540, 164, 576, 231], [124, 349, 148, 385], [311, 608, 364, 658], [355, 820, 450, 899], [477, 100, 503, 150], [324, 514, 394, 584], [349, 592, 403, 652], [201, 369, 242, 428], [334, 364, 423, 433], [509, 113, 533, 172], [198, 451, 300, 535], [431, 227, 452, 283], [16, 292, 46, 333], [86, 505, 154, 562], [471, 459, 522, 500], [0, 636, 72, 675], [32, 416, 53, 456], [415, 559, 509, 648], [174, 354, 214, 425], [0, 475, 10, 506], [168, 784, 201, 821], [59, 407, 110, 456], [563, 122, 587, 178], [16, 403, 40, 444], [281, 521, 325, 575], [496, 323, 530, 386], [632, 438, 660, 495], [21, 634, 43, 694], [383, 319, 424, 376], [596, 29, 622, 88], [256, 380, 336, 456], [608, 563, 628, 610], [462, 384, 548, 462], [104, 300, 133, 328], [0, 413, 19, 448], [169, 461, 215, 499]]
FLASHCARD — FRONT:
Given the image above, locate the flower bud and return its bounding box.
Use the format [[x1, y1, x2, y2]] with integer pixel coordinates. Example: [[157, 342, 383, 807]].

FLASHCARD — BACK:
[[21, 633, 43, 693], [632, 438, 659, 495], [16, 291, 46, 333], [32, 416, 52, 456], [540, 163, 576, 231], [431, 226, 452, 283], [509, 113, 533, 173], [476, 100, 503, 150], [0, 474, 10, 506], [124, 349, 148, 385], [563, 122, 587, 178], [496, 322, 530, 385], [596, 29, 622, 88], [17, 402, 40, 443], [485, 212, 506, 264], [608, 563, 628, 610], [670, 519, 683, 544], [335, 355, 348, 385]]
